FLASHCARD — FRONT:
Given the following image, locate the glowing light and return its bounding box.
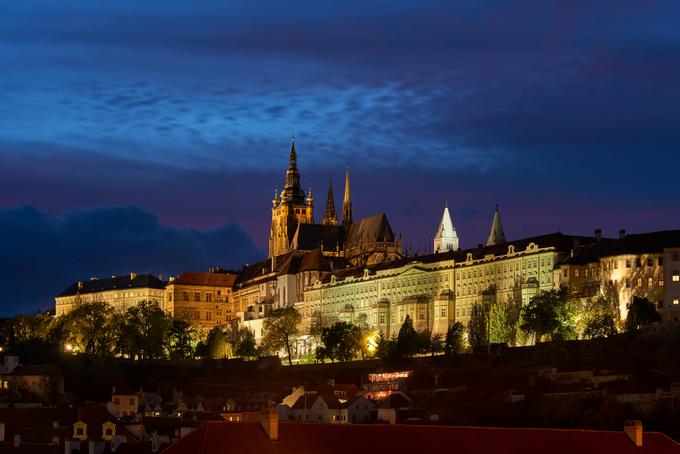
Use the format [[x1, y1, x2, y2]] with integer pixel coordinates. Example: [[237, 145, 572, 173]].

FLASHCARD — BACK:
[[364, 331, 379, 354], [64, 343, 74, 352]]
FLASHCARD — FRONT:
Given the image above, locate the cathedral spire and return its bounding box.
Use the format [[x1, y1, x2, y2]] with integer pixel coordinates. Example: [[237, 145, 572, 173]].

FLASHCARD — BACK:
[[342, 163, 353, 227], [323, 178, 338, 226], [486, 204, 506, 246], [280, 136, 305, 204], [434, 202, 459, 253]]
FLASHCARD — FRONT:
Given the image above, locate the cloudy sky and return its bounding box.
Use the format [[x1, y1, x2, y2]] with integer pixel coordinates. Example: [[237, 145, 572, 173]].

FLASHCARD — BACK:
[[1, 0, 679, 314]]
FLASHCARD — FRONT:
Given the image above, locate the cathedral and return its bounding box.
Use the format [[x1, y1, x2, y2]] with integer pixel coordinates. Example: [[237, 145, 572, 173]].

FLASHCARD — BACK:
[[268, 138, 403, 266]]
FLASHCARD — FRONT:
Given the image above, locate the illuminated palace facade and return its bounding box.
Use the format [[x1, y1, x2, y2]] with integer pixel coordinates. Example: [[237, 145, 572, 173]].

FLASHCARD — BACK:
[[55, 139, 680, 342], [231, 139, 680, 348]]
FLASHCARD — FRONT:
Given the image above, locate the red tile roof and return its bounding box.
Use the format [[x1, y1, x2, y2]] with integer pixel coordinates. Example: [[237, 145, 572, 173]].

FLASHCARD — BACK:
[[162, 421, 680, 454], [170, 272, 237, 287]]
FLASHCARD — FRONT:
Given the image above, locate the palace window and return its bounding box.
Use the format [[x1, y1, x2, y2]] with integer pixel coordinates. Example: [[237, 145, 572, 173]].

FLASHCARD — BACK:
[[673, 272, 680, 282], [206, 293, 212, 302], [659, 278, 664, 287], [194, 292, 201, 301], [206, 311, 212, 321], [183, 292, 189, 301], [637, 278, 642, 288], [673, 252, 680, 261], [441, 308, 446, 317], [647, 258, 653, 266], [648, 277, 653, 287], [574, 269, 580, 278]]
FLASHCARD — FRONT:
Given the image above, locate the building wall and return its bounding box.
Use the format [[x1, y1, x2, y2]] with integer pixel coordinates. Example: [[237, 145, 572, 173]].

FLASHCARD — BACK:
[[55, 286, 165, 316], [165, 282, 233, 331], [556, 252, 665, 321], [298, 241, 563, 338]]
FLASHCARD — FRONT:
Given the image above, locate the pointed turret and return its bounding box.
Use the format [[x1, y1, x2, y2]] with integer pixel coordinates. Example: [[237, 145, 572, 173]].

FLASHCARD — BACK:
[[342, 163, 353, 227], [486, 204, 506, 246], [434, 201, 459, 253], [323, 178, 338, 226]]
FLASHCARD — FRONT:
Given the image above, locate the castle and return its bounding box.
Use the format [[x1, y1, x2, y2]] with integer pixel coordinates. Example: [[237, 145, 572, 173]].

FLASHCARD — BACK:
[[55, 139, 680, 351]]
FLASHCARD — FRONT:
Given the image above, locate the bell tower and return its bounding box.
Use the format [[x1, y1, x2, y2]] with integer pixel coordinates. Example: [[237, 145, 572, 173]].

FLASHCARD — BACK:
[[269, 137, 314, 257]]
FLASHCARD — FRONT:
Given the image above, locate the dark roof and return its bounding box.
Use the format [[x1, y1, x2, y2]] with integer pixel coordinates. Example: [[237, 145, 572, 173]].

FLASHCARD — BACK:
[[291, 224, 344, 252], [57, 274, 166, 297], [169, 272, 237, 287], [562, 230, 680, 265], [345, 213, 395, 249], [319, 232, 595, 284], [163, 421, 680, 454]]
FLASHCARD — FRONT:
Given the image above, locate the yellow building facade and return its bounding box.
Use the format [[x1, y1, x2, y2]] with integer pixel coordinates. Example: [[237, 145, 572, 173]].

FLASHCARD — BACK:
[[54, 273, 166, 316], [165, 271, 237, 331]]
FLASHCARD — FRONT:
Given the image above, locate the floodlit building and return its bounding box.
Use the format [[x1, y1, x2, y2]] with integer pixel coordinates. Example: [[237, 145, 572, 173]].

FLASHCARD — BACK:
[[165, 269, 238, 331], [556, 229, 680, 323], [54, 273, 166, 316]]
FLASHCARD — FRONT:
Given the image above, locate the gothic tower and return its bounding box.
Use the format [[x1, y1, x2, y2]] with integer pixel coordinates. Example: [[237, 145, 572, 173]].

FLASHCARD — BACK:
[[269, 138, 314, 257], [486, 204, 506, 246], [323, 179, 338, 226], [342, 163, 353, 227], [434, 202, 459, 252]]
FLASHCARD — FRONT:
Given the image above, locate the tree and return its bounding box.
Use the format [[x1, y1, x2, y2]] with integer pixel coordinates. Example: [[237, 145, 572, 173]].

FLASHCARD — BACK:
[[118, 301, 171, 359], [375, 331, 397, 362], [520, 287, 576, 342], [203, 326, 231, 359], [262, 307, 301, 365], [467, 304, 488, 349], [429, 333, 444, 356], [168, 319, 197, 359], [396, 315, 417, 357], [580, 295, 618, 339], [234, 328, 258, 359], [489, 298, 522, 346], [625, 296, 661, 331], [62, 301, 118, 357], [317, 322, 361, 362], [583, 314, 618, 339], [444, 322, 464, 355]]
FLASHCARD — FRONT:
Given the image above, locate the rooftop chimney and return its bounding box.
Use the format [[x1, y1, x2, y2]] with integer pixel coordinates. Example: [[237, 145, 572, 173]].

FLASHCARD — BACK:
[[624, 420, 643, 447], [77, 281, 84, 290], [619, 229, 626, 239], [259, 407, 278, 441], [157, 274, 163, 281], [594, 229, 602, 243], [130, 272, 137, 280]]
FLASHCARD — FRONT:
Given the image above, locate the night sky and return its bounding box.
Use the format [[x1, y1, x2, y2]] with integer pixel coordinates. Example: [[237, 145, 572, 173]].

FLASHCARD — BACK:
[[2, 1, 680, 315]]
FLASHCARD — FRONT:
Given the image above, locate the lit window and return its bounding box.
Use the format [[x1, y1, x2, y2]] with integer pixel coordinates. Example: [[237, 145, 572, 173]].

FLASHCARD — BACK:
[[673, 273, 680, 282], [659, 278, 664, 287], [674, 299, 680, 305], [626, 260, 632, 268], [574, 269, 580, 278], [648, 277, 653, 287], [637, 278, 642, 287]]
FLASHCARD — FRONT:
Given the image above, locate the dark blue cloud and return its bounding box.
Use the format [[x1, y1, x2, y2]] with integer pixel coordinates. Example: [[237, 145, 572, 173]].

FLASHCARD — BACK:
[[0, 205, 263, 316], [1, 0, 680, 316]]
